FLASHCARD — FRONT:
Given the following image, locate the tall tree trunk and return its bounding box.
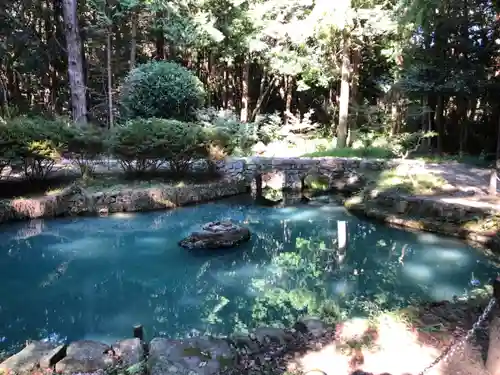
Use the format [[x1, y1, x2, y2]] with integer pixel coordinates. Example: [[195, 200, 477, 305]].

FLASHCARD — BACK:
[[337, 30, 351, 148], [435, 95, 445, 154], [285, 75, 293, 118], [129, 9, 138, 70], [348, 47, 361, 146], [62, 0, 87, 125], [240, 60, 250, 123], [106, 32, 113, 129], [250, 74, 276, 122], [155, 12, 165, 60]]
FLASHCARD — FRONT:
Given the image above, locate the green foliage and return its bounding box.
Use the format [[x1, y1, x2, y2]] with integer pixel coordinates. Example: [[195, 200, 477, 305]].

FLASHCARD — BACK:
[[303, 147, 394, 159], [158, 119, 208, 174], [389, 131, 437, 159], [120, 61, 205, 121], [254, 112, 282, 144], [110, 118, 170, 174], [0, 117, 69, 180], [109, 118, 207, 175], [197, 108, 258, 156], [66, 127, 107, 178]]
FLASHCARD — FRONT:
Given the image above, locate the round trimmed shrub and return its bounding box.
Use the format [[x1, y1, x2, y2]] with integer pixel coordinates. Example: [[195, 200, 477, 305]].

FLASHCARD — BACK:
[[120, 61, 205, 120]]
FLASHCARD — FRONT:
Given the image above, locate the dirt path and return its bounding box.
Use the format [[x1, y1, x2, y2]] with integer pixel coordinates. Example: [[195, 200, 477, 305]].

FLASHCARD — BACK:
[[423, 162, 495, 195]]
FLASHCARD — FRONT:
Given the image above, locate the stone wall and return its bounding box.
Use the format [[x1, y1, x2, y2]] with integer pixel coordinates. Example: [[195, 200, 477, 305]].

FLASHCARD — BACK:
[[0, 180, 248, 224], [345, 191, 500, 251], [217, 157, 423, 191]]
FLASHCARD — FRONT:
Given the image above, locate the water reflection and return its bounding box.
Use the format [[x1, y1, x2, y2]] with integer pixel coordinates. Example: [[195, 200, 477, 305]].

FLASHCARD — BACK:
[[0, 195, 496, 352]]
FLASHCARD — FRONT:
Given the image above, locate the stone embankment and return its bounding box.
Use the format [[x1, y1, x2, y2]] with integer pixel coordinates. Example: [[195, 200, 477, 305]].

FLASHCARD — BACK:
[[0, 156, 415, 224], [345, 189, 500, 251], [1, 155, 500, 251], [0, 319, 328, 375], [0, 180, 247, 224]]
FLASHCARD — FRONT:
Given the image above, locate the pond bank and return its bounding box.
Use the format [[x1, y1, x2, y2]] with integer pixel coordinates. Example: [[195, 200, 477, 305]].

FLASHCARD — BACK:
[[344, 190, 500, 252], [0, 294, 492, 375], [0, 179, 248, 224]]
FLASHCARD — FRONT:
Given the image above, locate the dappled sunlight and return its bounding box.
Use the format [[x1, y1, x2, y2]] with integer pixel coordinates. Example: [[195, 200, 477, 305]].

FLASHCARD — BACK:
[[360, 314, 442, 375], [291, 314, 443, 375], [0, 196, 496, 351], [421, 247, 470, 262], [110, 212, 136, 219], [331, 279, 356, 295], [402, 262, 435, 282], [46, 237, 117, 259], [427, 283, 466, 301], [135, 236, 170, 247], [288, 314, 441, 375]]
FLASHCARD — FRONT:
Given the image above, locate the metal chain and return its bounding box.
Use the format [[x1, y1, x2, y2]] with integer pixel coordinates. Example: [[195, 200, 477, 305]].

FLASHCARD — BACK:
[[417, 298, 496, 375]]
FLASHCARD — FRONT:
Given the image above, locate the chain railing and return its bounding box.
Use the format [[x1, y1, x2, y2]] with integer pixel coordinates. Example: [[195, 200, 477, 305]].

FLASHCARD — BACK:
[[416, 276, 500, 375]]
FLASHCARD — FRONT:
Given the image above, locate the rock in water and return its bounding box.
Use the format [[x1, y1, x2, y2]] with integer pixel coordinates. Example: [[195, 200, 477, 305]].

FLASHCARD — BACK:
[[179, 221, 251, 249]]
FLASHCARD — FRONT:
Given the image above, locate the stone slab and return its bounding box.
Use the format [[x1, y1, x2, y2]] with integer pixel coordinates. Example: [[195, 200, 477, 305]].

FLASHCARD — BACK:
[[0, 341, 57, 375]]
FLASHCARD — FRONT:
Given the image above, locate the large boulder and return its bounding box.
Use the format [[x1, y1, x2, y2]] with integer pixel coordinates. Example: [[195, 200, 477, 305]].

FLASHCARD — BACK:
[[0, 341, 66, 374], [54, 340, 117, 374], [179, 221, 250, 249], [148, 337, 235, 375]]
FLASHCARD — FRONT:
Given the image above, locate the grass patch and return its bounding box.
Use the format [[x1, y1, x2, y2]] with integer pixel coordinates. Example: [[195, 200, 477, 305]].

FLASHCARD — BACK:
[[415, 153, 493, 167], [365, 168, 448, 195], [302, 146, 394, 159], [0, 170, 222, 199]]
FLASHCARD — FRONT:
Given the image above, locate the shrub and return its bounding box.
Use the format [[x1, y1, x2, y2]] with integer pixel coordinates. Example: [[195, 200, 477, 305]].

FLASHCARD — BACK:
[[109, 118, 207, 175], [196, 108, 257, 156], [66, 127, 107, 178], [0, 117, 69, 180], [159, 119, 207, 174], [109, 118, 170, 174], [120, 61, 205, 120]]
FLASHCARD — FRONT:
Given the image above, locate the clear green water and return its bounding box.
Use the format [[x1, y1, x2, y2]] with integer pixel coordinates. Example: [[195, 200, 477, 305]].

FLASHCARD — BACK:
[[0, 195, 496, 352]]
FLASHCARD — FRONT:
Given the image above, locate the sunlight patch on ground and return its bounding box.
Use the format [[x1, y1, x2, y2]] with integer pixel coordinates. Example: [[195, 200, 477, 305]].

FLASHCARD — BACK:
[[291, 314, 443, 375]]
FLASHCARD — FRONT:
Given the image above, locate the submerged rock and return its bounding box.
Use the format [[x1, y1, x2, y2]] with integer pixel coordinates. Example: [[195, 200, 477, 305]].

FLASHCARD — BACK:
[[179, 221, 251, 249], [330, 171, 366, 193]]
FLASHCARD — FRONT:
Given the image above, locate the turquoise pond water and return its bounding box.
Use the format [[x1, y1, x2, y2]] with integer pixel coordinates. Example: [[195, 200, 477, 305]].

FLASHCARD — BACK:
[[0, 195, 497, 351]]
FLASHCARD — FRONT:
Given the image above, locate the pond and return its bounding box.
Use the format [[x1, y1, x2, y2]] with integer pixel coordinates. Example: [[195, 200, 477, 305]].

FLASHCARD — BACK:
[[0, 195, 497, 352]]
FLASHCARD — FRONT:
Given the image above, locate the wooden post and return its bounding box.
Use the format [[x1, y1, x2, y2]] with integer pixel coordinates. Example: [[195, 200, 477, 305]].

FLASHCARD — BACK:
[[133, 324, 144, 341], [337, 220, 348, 252]]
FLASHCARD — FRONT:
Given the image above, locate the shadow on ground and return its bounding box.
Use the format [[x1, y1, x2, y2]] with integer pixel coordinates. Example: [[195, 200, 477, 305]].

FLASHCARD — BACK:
[[223, 294, 493, 375]]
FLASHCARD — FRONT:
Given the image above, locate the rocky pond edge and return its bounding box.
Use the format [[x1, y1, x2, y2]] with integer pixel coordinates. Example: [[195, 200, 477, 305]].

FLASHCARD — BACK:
[[0, 179, 249, 224], [0, 318, 331, 375]]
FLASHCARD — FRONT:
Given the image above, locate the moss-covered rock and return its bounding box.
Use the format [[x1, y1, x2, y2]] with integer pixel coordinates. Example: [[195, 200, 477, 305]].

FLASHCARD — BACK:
[[303, 173, 330, 191]]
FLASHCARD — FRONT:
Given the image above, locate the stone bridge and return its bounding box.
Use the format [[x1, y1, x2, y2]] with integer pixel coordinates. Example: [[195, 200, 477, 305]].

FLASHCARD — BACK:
[[216, 156, 423, 192]]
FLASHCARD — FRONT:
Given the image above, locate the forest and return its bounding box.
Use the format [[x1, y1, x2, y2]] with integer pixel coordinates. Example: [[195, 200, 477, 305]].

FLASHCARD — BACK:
[[1, 0, 500, 159]]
